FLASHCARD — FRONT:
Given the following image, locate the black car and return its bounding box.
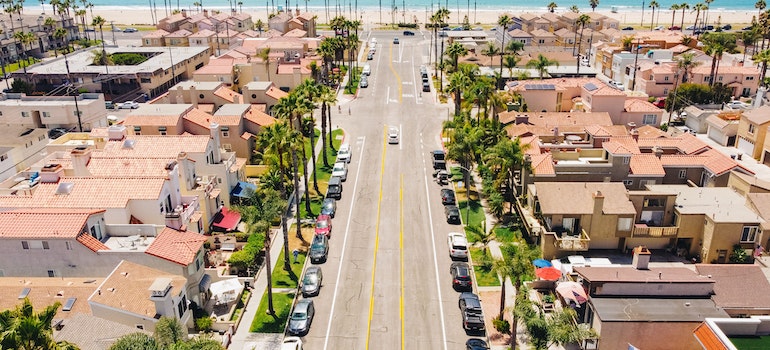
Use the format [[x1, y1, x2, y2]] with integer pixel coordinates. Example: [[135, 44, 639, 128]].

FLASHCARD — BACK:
[[743, 26, 755, 31], [622, 26, 634, 31], [422, 82, 430, 92], [722, 24, 732, 30], [459, 292, 482, 313], [320, 198, 337, 218], [432, 150, 446, 170], [466, 338, 490, 350], [309, 234, 329, 263], [450, 262, 473, 291], [403, 30, 415, 36], [48, 127, 71, 140], [445, 205, 460, 224], [441, 188, 456, 205]]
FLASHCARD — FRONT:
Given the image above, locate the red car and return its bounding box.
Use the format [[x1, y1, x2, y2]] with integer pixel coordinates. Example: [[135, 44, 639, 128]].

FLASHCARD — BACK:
[[653, 98, 666, 108], [315, 214, 332, 237]]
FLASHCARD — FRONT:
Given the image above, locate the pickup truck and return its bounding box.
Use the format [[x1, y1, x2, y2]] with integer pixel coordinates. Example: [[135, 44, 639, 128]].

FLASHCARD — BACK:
[[432, 150, 446, 170], [462, 309, 485, 331]]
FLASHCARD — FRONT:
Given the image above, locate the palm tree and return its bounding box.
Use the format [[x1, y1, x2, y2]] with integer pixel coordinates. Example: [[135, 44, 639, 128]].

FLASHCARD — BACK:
[[569, 5, 579, 13], [255, 19, 264, 36], [742, 29, 761, 62], [526, 54, 559, 79], [497, 14, 512, 80], [649, 1, 660, 30], [444, 42, 468, 115], [238, 0, 242, 12], [92, 15, 107, 63], [503, 55, 519, 81], [466, 223, 495, 255], [692, 2, 707, 35], [754, 48, 770, 84], [53, 27, 67, 56], [588, 0, 598, 11], [676, 52, 700, 83], [448, 70, 471, 117], [0, 298, 77, 350], [318, 85, 337, 167], [76, 8, 87, 40], [491, 256, 514, 321], [258, 122, 292, 198], [14, 32, 36, 66], [680, 2, 690, 30], [547, 1, 558, 13], [481, 42, 500, 70], [296, 79, 322, 195], [670, 4, 680, 28], [575, 14, 590, 69], [484, 137, 527, 212], [257, 47, 271, 81]]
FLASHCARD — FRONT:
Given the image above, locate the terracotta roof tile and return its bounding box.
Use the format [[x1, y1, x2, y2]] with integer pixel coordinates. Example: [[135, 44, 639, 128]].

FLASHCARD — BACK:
[[0, 209, 102, 239], [507, 29, 532, 38], [630, 154, 665, 176], [743, 105, 770, 125], [77, 233, 110, 252], [189, 29, 216, 38], [123, 113, 182, 126], [166, 29, 192, 38], [603, 137, 641, 154], [635, 125, 667, 138], [96, 135, 210, 158], [211, 115, 242, 125], [692, 65, 759, 75], [143, 29, 170, 38], [145, 227, 206, 265], [624, 99, 662, 113], [213, 86, 240, 103], [636, 133, 709, 154], [266, 86, 288, 100], [529, 153, 555, 175], [244, 106, 277, 126], [194, 64, 233, 75], [86, 157, 175, 177], [241, 132, 254, 140], [0, 178, 165, 209]]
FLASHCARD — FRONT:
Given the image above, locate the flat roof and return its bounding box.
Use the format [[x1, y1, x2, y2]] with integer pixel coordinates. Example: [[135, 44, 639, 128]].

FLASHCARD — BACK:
[[214, 104, 250, 116], [592, 297, 728, 322], [647, 185, 764, 223], [171, 80, 223, 91], [131, 103, 192, 116], [575, 266, 713, 283], [24, 46, 209, 75]]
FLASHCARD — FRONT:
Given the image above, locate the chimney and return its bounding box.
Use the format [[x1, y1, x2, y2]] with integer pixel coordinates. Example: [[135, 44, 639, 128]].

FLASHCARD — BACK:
[[203, 9, 209, 17], [234, 94, 241, 104], [515, 114, 530, 124], [231, 9, 237, 16], [164, 160, 182, 208], [39, 164, 64, 183], [630, 128, 639, 141], [592, 190, 604, 215], [181, 9, 187, 17], [296, 8, 300, 16], [107, 125, 127, 141], [70, 147, 92, 177], [177, 152, 195, 191], [553, 126, 559, 137], [209, 122, 222, 163], [189, 85, 198, 107], [626, 121, 637, 131], [653, 145, 663, 159], [632, 246, 651, 270]]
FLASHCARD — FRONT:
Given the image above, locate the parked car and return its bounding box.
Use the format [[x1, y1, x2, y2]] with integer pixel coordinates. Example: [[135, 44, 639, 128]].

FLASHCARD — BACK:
[[653, 97, 666, 108], [441, 188, 456, 205], [622, 26, 634, 30], [337, 143, 351, 163], [466, 338, 490, 350], [48, 127, 71, 140], [608, 80, 625, 91], [743, 25, 755, 30], [444, 205, 460, 224], [450, 262, 473, 291], [448, 232, 469, 260], [315, 214, 332, 238], [393, 37, 399, 44], [327, 176, 343, 200], [301, 266, 323, 297], [403, 30, 415, 36], [287, 299, 315, 336], [105, 101, 115, 109], [281, 337, 304, 350], [654, 25, 664, 30], [359, 77, 368, 88], [462, 307, 485, 332], [118, 101, 139, 109], [367, 52, 373, 60], [459, 292, 483, 314], [432, 150, 446, 170], [722, 24, 732, 30], [123, 27, 137, 33], [668, 25, 681, 30], [320, 198, 337, 218], [362, 64, 371, 76], [422, 81, 430, 92], [388, 127, 399, 144], [727, 100, 750, 109], [309, 234, 329, 263], [332, 161, 348, 181]]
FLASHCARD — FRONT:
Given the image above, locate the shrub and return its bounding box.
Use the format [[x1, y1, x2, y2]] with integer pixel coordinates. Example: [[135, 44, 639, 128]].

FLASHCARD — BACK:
[[195, 317, 213, 332], [493, 317, 511, 335], [111, 52, 148, 65], [234, 231, 249, 242]]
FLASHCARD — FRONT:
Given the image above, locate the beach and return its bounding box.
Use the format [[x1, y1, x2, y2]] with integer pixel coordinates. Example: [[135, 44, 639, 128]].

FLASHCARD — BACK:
[[87, 7, 757, 28]]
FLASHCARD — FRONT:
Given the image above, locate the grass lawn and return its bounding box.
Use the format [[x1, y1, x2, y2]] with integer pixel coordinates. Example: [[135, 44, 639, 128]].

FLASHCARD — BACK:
[[271, 249, 306, 288], [302, 129, 320, 163], [459, 199, 484, 227], [314, 129, 345, 182], [249, 292, 295, 332], [298, 194, 325, 219], [470, 247, 500, 287], [493, 226, 519, 243]]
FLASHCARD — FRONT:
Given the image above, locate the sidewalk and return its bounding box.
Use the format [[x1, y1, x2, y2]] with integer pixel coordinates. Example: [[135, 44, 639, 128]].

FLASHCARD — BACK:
[[229, 130, 327, 349]]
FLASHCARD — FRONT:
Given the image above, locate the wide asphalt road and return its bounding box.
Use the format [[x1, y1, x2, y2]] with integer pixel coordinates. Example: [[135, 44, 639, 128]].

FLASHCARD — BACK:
[[298, 30, 485, 350]]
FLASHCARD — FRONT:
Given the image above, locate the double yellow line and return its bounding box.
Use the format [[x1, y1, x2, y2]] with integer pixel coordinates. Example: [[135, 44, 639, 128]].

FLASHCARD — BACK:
[[389, 42, 403, 104], [365, 127, 405, 350]]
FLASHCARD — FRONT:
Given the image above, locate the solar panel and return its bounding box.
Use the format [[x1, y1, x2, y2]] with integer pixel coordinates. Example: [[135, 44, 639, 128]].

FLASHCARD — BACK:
[[18, 288, 30, 299], [62, 297, 76, 311], [584, 83, 598, 91], [542, 84, 555, 90]]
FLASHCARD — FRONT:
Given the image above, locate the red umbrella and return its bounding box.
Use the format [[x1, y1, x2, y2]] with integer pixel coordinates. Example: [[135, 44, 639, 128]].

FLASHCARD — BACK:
[[535, 267, 562, 281]]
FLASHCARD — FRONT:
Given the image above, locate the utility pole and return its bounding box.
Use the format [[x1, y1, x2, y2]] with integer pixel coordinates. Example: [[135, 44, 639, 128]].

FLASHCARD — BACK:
[[631, 41, 642, 91], [63, 52, 82, 132]]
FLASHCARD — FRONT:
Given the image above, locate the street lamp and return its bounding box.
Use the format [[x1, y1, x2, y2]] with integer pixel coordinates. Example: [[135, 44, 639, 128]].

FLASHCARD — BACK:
[[455, 164, 473, 226]]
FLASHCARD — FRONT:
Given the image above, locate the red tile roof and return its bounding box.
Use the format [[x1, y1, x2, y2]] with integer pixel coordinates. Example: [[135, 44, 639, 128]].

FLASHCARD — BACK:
[[145, 227, 206, 266], [624, 99, 662, 113], [630, 154, 665, 176], [0, 178, 166, 209], [693, 323, 729, 350], [77, 233, 110, 252], [637, 133, 709, 154], [660, 149, 753, 176], [0, 209, 103, 239], [603, 137, 641, 155], [529, 154, 555, 175], [213, 86, 240, 103], [244, 106, 277, 126]]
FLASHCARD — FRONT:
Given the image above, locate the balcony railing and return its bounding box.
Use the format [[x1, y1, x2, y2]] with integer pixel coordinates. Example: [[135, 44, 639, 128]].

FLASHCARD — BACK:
[[553, 229, 591, 251], [631, 224, 678, 237]]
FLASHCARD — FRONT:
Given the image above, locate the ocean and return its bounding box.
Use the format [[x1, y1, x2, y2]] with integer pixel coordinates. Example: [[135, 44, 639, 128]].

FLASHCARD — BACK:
[[26, 0, 762, 12]]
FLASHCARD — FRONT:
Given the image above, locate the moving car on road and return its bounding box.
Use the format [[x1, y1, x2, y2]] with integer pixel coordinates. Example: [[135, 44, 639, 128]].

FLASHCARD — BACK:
[[287, 299, 315, 335], [448, 232, 469, 260], [403, 30, 415, 35], [393, 37, 399, 44], [301, 266, 323, 297], [309, 234, 329, 263], [388, 127, 400, 144]]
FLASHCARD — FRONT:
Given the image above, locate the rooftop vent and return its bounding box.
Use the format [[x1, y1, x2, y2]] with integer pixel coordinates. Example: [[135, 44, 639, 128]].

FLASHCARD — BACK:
[[55, 182, 74, 195], [122, 139, 136, 149], [18, 288, 30, 299]]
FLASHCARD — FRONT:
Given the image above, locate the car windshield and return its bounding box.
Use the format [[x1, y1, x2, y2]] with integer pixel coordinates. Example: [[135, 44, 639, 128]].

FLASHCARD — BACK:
[[333, 165, 344, 171], [303, 274, 318, 285], [291, 312, 307, 320], [316, 221, 329, 229], [452, 244, 467, 250]]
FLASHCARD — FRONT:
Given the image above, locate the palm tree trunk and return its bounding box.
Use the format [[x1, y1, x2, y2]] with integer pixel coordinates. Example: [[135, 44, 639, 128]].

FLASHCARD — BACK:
[[681, 9, 686, 30], [709, 56, 717, 86], [264, 228, 275, 314], [301, 144, 313, 216], [291, 150, 301, 269], [328, 108, 336, 152], [321, 103, 329, 168], [671, 10, 676, 28], [498, 277, 506, 319], [310, 125, 320, 194]]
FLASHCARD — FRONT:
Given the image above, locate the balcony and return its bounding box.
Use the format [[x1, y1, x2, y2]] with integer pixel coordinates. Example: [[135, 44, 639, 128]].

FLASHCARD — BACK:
[[631, 223, 678, 238], [165, 195, 199, 223], [553, 229, 591, 251]]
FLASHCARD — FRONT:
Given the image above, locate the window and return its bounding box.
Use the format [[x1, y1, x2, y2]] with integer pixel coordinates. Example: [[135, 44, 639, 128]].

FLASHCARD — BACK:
[[42, 112, 51, 118], [144, 39, 150, 45], [42, 241, 49, 250], [643, 114, 657, 125], [664, 76, 669, 81], [140, 78, 151, 83], [199, 94, 205, 99], [679, 169, 687, 178], [134, 126, 142, 136], [221, 126, 229, 137], [622, 156, 630, 164], [47, 270, 56, 277], [623, 179, 633, 186], [747, 76, 755, 81], [0, 154, 7, 162], [65, 241, 72, 250], [741, 226, 759, 243], [644, 198, 663, 207], [663, 88, 669, 95], [718, 76, 723, 81], [158, 126, 167, 135], [22, 241, 29, 249], [136, 325, 144, 330], [538, 39, 545, 44], [618, 218, 632, 231], [749, 124, 756, 134], [21, 111, 29, 118]]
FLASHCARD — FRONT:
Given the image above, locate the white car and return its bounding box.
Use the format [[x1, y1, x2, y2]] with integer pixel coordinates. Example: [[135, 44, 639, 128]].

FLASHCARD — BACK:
[[387, 127, 399, 144], [447, 232, 469, 260], [362, 64, 371, 76], [281, 336, 304, 350], [331, 162, 348, 181], [118, 101, 139, 109], [727, 100, 750, 110], [336, 143, 351, 163], [608, 80, 625, 91]]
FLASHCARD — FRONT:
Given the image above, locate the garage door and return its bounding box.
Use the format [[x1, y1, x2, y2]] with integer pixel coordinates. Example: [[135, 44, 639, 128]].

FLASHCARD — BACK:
[[737, 137, 755, 156], [708, 127, 725, 145]]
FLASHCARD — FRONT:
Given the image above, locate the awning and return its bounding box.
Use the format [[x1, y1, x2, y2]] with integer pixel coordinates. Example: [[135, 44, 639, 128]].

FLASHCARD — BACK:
[[198, 274, 212, 292], [556, 281, 588, 305], [209, 278, 243, 304], [231, 181, 257, 199], [211, 207, 241, 231]]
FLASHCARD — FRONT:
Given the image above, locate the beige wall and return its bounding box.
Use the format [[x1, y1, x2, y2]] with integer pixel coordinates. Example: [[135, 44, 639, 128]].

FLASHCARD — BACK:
[[701, 219, 763, 263], [0, 94, 108, 130], [738, 117, 769, 160], [584, 94, 625, 123]]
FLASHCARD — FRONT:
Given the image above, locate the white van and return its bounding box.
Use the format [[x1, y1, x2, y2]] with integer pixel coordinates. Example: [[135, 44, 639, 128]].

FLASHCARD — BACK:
[[362, 64, 371, 76]]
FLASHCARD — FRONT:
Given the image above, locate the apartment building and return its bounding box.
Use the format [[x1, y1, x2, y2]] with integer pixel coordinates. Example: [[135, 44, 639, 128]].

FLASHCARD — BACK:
[[0, 13, 79, 61], [267, 10, 316, 37], [0, 126, 49, 182], [0, 93, 109, 131], [736, 105, 770, 161], [691, 65, 760, 98]]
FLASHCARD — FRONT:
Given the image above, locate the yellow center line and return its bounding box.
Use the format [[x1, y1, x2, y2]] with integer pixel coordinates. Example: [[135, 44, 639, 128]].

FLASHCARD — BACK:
[[389, 43, 403, 103], [400, 174, 405, 350], [366, 126, 388, 350]]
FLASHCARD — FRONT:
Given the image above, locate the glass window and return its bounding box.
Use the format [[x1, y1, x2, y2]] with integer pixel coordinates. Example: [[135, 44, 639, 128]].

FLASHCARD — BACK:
[[741, 226, 759, 243], [618, 218, 632, 231], [643, 114, 657, 125]]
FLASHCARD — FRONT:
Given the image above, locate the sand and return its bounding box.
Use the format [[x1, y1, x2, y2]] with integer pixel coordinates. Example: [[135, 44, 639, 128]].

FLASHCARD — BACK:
[[90, 7, 757, 28]]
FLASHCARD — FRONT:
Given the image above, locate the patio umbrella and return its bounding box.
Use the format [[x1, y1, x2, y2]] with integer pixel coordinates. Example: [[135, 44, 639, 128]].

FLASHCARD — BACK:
[[533, 259, 553, 268], [556, 281, 588, 304], [535, 267, 562, 281]]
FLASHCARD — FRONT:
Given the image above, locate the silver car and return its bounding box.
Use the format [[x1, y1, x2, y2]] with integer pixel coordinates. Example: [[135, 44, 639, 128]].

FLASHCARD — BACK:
[[287, 299, 315, 335], [332, 162, 348, 181], [301, 266, 323, 297]]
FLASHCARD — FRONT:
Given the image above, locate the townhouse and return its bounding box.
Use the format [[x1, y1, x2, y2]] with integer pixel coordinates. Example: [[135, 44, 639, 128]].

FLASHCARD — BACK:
[[691, 65, 760, 98], [736, 105, 770, 161], [0, 93, 109, 131], [0, 126, 49, 182], [0, 13, 79, 61]]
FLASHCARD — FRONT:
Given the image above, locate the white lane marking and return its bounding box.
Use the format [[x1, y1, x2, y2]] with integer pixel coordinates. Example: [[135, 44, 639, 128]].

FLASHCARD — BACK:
[[386, 86, 390, 105], [420, 133, 448, 350], [402, 81, 413, 85], [323, 136, 367, 350], [411, 51, 420, 105], [402, 94, 414, 98], [399, 124, 403, 151]]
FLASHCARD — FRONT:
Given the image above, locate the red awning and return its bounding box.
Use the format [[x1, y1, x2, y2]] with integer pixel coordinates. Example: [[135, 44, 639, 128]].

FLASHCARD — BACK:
[[212, 207, 241, 231]]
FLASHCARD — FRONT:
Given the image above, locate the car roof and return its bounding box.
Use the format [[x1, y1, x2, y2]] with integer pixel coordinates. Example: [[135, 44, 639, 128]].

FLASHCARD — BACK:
[[306, 266, 321, 274], [317, 214, 330, 220], [295, 299, 313, 311], [312, 234, 326, 243], [339, 143, 350, 150]]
